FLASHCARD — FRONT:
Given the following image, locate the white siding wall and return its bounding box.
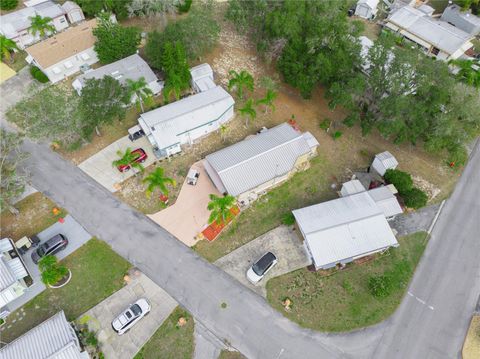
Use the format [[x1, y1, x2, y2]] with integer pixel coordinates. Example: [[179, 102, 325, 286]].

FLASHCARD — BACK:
[[52, 15, 68, 32], [39, 47, 98, 83]]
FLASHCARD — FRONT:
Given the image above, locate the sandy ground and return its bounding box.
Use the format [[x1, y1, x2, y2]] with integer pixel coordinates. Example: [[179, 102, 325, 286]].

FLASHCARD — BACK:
[[463, 316, 480, 359]]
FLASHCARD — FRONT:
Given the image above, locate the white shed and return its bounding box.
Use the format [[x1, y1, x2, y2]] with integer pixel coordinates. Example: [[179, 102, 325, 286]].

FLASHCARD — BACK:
[[190, 63, 216, 93], [355, 0, 379, 20], [371, 151, 398, 176]]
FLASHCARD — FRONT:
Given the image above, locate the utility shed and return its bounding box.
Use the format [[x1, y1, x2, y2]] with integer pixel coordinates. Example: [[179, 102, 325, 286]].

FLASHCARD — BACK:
[[355, 0, 379, 20], [371, 151, 398, 176], [441, 4, 480, 36], [72, 54, 162, 96], [293, 192, 399, 270], [138, 85, 234, 157], [340, 180, 366, 197], [204, 123, 318, 202], [367, 186, 403, 218], [190, 63, 216, 93], [0, 311, 88, 359]]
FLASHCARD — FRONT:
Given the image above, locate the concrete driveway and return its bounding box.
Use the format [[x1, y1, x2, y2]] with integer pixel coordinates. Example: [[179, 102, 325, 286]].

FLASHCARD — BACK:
[[5, 215, 92, 312], [78, 135, 156, 192], [78, 271, 177, 359], [149, 160, 221, 247], [214, 226, 311, 296]]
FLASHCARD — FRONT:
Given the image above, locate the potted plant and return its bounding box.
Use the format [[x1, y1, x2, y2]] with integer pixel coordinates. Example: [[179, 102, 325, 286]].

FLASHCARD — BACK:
[[38, 255, 71, 288]]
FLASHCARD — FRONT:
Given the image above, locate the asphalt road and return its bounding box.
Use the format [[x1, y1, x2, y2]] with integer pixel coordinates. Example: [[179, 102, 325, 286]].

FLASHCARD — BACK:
[[19, 138, 480, 359]]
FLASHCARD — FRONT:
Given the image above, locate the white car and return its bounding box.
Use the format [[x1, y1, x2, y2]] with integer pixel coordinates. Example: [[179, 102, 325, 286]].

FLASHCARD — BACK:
[[112, 298, 151, 335], [246, 252, 278, 284]]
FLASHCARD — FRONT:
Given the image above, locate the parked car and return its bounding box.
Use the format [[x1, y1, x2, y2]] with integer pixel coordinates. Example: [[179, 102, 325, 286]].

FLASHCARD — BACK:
[[246, 252, 278, 284], [112, 298, 151, 335], [127, 125, 145, 142], [186, 168, 200, 185], [31, 234, 68, 264], [117, 148, 147, 172]]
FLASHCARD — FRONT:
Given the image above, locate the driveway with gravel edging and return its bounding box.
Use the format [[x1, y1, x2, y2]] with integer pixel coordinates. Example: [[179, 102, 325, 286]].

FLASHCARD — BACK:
[[214, 225, 311, 296]]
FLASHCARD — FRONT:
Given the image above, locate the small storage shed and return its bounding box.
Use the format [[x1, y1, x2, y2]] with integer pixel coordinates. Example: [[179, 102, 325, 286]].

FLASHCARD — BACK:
[[355, 0, 379, 20], [190, 63, 216, 93], [371, 151, 398, 176]]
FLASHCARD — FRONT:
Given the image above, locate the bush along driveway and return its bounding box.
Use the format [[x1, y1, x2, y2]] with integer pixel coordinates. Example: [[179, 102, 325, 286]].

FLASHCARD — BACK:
[[266, 232, 427, 332]]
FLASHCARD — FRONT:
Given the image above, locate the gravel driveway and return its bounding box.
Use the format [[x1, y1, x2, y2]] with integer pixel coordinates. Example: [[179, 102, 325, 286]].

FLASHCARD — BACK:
[[214, 226, 311, 296]]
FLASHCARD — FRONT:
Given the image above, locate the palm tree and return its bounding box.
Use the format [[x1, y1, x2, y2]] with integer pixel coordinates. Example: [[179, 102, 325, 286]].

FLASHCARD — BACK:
[[207, 194, 236, 225], [219, 124, 228, 142], [228, 70, 254, 99], [112, 148, 145, 175], [142, 167, 176, 198], [126, 77, 154, 113], [0, 35, 18, 63], [449, 59, 480, 88], [238, 98, 257, 127], [28, 15, 55, 38], [38, 255, 68, 286], [256, 89, 278, 113]]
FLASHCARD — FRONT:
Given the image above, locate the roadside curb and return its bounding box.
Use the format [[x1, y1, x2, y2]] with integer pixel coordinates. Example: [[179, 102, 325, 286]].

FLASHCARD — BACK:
[[426, 200, 446, 239]]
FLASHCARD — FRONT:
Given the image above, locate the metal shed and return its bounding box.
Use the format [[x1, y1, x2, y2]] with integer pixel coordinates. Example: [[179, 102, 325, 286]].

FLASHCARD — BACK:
[[371, 151, 398, 176]]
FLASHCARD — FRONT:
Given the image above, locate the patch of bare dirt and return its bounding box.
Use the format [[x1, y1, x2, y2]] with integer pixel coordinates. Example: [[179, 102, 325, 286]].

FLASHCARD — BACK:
[[412, 175, 441, 201]]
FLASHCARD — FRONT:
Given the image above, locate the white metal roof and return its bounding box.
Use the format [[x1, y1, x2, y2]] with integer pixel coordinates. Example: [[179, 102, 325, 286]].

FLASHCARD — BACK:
[[372, 151, 398, 173], [139, 85, 234, 150], [190, 63, 213, 82], [0, 1, 65, 39], [386, 6, 473, 55], [357, 0, 379, 9], [293, 192, 398, 267], [368, 186, 403, 217], [0, 256, 16, 292], [61, 1, 82, 12], [74, 54, 158, 89], [341, 179, 366, 196], [0, 311, 83, 359], [205, 123, 316, 196]]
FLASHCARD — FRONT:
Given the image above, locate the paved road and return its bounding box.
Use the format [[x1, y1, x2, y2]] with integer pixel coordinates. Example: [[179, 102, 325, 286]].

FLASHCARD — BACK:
[[370, 141, 480, 359], [19, 137, 480, 359]]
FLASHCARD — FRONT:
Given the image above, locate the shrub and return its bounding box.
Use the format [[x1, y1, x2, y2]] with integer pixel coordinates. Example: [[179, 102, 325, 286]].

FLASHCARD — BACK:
[[368, 275, 392, 298], [30, 66, 49, 83], [0, 0, 18, 10], [38, 255, 69, 286], [384, 169, 413, 195], [319, 118, 331, 131], [332, 131, 343, 140], [178, 0, 192, 13], [403, 188, 428, 209], [282, 212, 295, 226]]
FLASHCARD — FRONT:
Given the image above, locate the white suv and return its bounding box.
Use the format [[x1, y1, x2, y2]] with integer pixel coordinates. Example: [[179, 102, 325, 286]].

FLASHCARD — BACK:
[[246, 252, 278, 284], [112, 298, 151, 335]]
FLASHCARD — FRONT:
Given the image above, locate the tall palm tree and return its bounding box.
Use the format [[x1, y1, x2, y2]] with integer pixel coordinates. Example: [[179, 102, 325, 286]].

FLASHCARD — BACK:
[[0, 35, 18, 63], [238, 98, 257, 127], [449, 59, 480, 88], [256, 89, 278, 113], [142, 167, 176, 198], [207, 194, 236, 225], [126, 77, 154, 113], [28, 15, 55, 38], [112, 148, 145, 175], [228, 70, 254, 99]]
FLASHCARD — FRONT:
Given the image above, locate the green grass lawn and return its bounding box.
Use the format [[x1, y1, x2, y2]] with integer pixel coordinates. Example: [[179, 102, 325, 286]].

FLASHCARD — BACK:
[[134, 307, 195, 359], [193, 155, 339, 262], [1, 238, 131, 342], [266, 232, 427, 332], [6, 51, 28, 72], [1, 192, 67, 240]]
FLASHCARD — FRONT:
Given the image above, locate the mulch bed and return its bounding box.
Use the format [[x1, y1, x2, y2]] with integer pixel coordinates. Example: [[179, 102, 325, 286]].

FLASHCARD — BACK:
[[201, 206, 240, 242]]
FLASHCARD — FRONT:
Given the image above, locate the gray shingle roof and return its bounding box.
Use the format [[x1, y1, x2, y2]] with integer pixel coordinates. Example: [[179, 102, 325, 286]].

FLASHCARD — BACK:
[[0, 311, 83, 359], [74, 54, 158, 88], [293, 191, 398, 268], [205, 123, 317, 196]]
